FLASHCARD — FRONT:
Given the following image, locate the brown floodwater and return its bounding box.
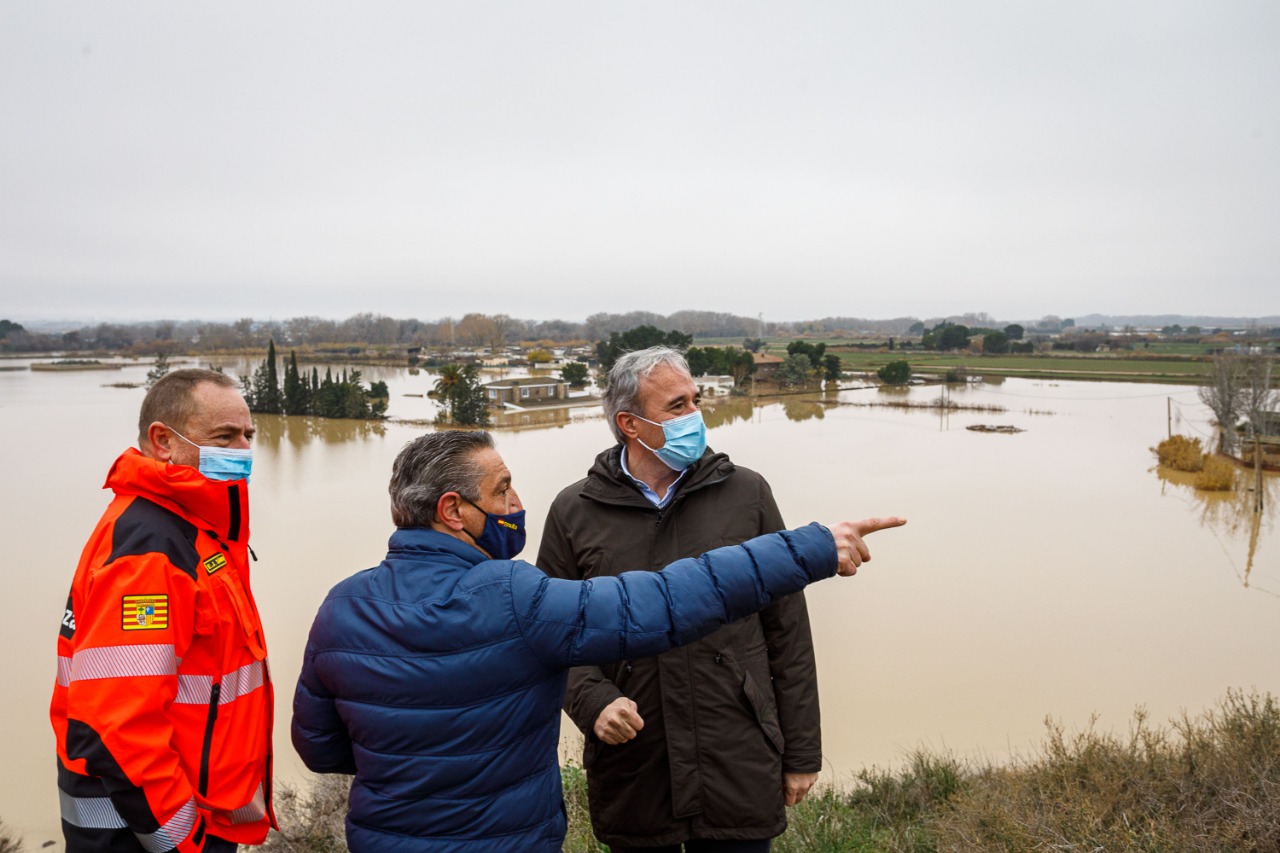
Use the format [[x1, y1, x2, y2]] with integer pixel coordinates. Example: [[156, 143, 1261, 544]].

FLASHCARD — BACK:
[[2, 357, 1275, 848]]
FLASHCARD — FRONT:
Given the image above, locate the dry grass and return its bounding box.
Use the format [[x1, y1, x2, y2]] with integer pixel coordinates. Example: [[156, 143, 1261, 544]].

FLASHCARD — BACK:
[[561, 762, 608, 852], [249, 691, 1280, 853], [932, 691, 1280, 852], [1155, 434, 1206, 471], [1194, 454, 1238, 491], [260, 773, 352, 853], [0, 819, 22, 853]]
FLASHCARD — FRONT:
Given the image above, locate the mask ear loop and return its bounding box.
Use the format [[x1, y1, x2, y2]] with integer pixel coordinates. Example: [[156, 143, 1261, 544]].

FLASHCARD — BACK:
[[457, 495, 487, 544], [626, 412, 665, 455]]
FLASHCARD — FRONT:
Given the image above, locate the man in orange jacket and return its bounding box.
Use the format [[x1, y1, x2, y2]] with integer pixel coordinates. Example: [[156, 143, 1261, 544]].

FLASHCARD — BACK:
[[51, 368, 274, 853]]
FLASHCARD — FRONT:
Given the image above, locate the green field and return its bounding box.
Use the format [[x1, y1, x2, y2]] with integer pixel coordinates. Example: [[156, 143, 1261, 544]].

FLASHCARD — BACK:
[[692, 337, 1236, 385], [830, 350, 1215, 384]]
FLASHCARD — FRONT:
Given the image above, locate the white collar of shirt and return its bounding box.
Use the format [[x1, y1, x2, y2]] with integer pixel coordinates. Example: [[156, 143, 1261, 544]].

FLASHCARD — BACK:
[[619, 445, 688, 509]]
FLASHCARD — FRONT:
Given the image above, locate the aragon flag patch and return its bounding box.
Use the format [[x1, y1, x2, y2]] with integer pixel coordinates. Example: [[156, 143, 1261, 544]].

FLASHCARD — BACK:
[[203, 552, 227, 575], [122, 594, 169, 630]]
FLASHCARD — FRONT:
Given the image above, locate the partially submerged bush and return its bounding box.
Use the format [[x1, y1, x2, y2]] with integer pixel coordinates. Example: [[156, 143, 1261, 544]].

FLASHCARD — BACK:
[[877, 360, 912, 385], [1155, 434, 1205, 471], [1194, 454, 1237, 491]]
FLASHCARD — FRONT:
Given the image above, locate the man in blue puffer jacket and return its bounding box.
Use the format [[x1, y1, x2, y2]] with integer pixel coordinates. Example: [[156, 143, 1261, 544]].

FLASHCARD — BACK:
[[292, 430, 903, 852]]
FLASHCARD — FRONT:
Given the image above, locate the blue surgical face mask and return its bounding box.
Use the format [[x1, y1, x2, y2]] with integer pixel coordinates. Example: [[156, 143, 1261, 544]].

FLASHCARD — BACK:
[[630, 409, 708, 471], [167, 425, 254, 482], [462, 497, 527, 560]]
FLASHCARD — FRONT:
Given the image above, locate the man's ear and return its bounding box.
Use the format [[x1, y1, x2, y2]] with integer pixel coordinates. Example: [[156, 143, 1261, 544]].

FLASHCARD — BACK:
[[616, 411, 641, 440], [435, 492, 467, 532], [146, 422, 177, 462]]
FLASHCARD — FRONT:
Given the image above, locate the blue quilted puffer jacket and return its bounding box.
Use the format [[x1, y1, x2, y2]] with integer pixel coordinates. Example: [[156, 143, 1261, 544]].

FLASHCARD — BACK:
[[291, 523, 835, 853]]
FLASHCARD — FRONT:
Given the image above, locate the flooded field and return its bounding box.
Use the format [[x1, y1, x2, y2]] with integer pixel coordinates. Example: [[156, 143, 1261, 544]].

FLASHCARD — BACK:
[[1, 357, 1274, 849]]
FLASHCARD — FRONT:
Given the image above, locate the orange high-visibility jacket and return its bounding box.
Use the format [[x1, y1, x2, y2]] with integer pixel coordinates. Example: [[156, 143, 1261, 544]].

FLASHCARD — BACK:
[[51, 448, 274, 852]]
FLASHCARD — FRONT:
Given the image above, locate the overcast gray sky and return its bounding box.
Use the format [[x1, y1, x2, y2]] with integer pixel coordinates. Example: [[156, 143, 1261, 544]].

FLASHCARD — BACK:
[[2, 1, 1277, 325]]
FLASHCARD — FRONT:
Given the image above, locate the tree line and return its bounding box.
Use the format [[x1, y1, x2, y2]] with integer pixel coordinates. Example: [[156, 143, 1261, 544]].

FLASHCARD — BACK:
[[0, 310, 948, 356], [241, 341, 388, 419]]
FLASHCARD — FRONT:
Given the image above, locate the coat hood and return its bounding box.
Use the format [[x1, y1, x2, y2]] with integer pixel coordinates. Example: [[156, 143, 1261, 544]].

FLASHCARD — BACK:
[[105, 447, 250, 543]]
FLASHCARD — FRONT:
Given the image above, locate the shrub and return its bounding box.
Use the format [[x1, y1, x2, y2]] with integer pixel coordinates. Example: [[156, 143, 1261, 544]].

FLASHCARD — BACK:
[[877, 360, 912, 385], [561, 762, 607, 852], [932, 691, 1280, 852], [259, 691, 1280, 853], [1194, 454, 1236, 491], [1155, 434, 1205, 471], [0, 818, 23, 853], [260, 774, 351, 852]]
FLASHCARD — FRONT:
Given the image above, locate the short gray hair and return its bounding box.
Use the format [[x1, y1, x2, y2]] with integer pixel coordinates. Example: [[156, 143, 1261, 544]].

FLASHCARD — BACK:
[[389, 430, 494, 527], [602, 346, 692, 443], [138, 368, 238, 446]]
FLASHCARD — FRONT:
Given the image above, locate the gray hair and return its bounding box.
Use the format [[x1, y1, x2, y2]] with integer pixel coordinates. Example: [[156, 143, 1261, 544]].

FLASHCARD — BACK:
[[602, 346, 692, 443], [389, 430, 494, 527]]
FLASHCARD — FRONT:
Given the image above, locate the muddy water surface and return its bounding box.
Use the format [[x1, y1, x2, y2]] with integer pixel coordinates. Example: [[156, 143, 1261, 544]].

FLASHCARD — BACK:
[[2, 359, 1275, 848]]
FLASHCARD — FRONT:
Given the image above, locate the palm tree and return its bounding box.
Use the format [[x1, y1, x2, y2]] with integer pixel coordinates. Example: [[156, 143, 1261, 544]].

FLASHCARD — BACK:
[[433, 364, 465, 420]]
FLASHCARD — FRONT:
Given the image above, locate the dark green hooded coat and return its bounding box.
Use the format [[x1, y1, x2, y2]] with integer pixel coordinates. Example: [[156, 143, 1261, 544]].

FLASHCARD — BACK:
[[537, 445, 822, 847]]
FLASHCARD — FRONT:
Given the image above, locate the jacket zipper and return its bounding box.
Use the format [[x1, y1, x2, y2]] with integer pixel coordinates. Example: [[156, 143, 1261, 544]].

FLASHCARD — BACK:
[[198, 682, 221, 796]]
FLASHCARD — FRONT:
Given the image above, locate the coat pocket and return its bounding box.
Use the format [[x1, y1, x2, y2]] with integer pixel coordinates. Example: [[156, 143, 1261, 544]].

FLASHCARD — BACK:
[[207, 568, 267, 660], [741, 669, 786, 755]]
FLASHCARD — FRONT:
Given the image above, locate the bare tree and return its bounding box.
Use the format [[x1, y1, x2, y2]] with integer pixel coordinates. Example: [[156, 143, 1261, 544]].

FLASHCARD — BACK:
[[1199, 353, 1245, 454], [1240, 354, 1279, 439]]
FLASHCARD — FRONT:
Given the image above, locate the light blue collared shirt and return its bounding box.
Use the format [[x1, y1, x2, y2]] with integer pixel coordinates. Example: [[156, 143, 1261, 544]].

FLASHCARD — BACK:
[[620, 445, 689, 509]]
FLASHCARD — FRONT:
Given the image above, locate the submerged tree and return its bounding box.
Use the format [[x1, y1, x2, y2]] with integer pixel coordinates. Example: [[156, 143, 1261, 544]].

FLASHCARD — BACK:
[[778, 353, 816, 388], [684, 346, 756, 390], [560, 362, 589, 387], [877, 360, 912, 385], [434, 363, 490, 426], [242, 345, 385, 419], [242, 340, 284, 414], [1199, 354, 1245, 454], [1240, 355, 1279, 441], [145, 353, 171, 389], [596, 326, 692, 373]]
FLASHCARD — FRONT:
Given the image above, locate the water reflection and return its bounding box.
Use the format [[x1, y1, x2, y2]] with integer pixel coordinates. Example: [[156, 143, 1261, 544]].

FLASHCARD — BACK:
[[700, 392, 840, 427], [702, 396, 755, 428], [1154, 465, 1278, 594], [782, 398, 830, 422], [490, 407, 577, 430], [252, 414, 389, 450]]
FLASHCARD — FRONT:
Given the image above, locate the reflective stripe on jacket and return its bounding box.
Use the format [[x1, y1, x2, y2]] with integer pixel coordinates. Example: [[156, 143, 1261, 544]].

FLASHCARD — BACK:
[[51, 448, 274, 852]]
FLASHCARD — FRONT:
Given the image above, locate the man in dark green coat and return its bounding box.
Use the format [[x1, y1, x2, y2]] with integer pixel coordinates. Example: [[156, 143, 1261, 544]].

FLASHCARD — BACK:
[[538, 346, 822, 852]]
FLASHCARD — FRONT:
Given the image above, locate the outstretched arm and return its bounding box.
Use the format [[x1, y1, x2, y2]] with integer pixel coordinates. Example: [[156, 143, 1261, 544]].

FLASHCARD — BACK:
[[515, 517, 907, 670]]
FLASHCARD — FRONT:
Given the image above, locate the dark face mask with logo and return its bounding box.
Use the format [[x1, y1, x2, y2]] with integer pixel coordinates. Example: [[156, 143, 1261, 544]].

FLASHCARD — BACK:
[[461, 497, 527, 560]]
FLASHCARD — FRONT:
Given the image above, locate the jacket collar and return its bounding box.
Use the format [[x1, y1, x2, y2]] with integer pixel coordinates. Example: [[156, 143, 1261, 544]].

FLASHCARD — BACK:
[[106, 448, 250, 543], [581, 444, 735, 507], [387, 527, 490, 566]]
